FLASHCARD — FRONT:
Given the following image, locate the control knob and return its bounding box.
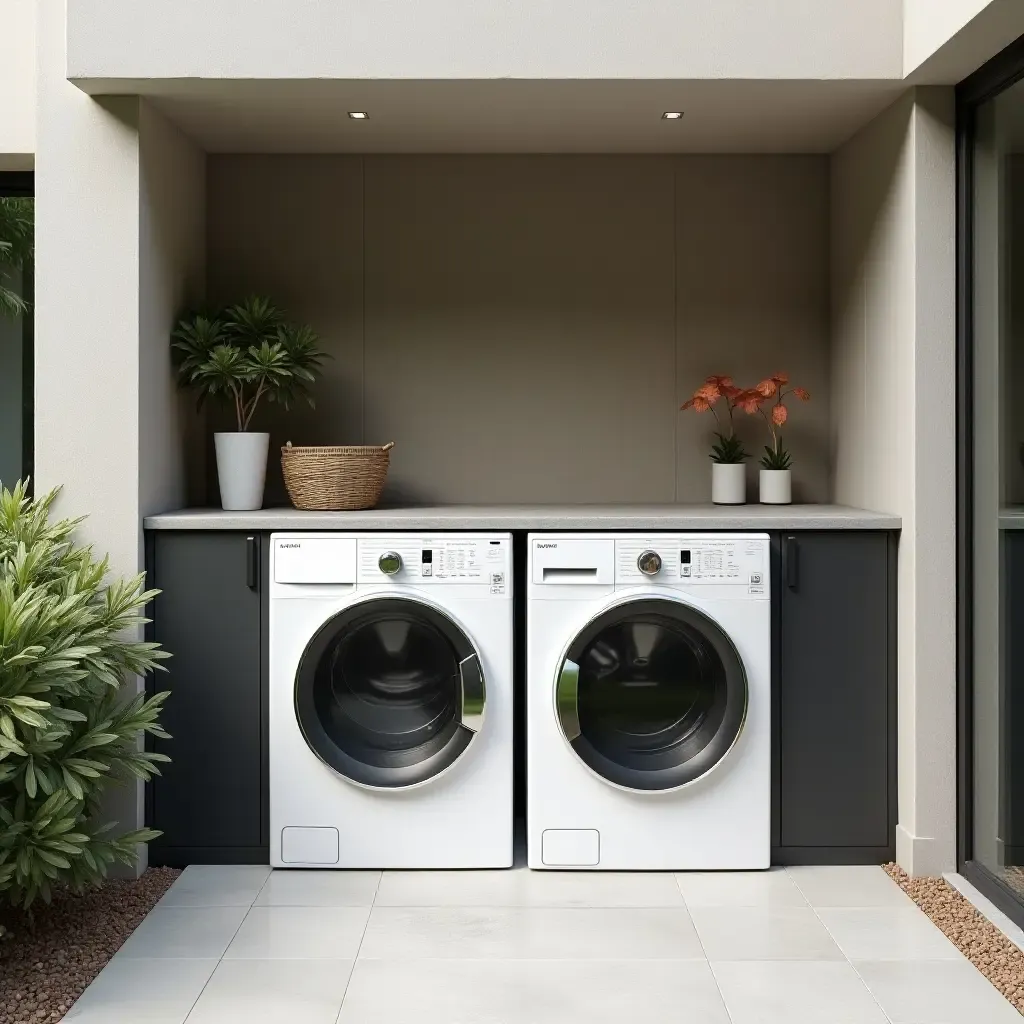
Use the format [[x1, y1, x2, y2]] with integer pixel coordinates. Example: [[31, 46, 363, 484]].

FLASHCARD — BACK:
[[378, 552, 402, 576], [637, 550, 663, 576]]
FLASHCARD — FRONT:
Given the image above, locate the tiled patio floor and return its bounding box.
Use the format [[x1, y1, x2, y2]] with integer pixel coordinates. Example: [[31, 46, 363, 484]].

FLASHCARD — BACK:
[[64, 863, 1021, 1023]]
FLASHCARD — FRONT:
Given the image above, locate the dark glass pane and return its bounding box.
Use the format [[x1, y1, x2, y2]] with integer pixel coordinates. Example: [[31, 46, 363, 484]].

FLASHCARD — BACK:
[[972, 76, 1024, 904], [577, 615, 723, 769], [0, 192, 33, 488], [312, 611, 461, 768], [561, 600, 746, 791]]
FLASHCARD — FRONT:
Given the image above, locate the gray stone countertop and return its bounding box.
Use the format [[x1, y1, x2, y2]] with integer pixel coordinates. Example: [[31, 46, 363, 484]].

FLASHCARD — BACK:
[[144, 504, 901, 531]]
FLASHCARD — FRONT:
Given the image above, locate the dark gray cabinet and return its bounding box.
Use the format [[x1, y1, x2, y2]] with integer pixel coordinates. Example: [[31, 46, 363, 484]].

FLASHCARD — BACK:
[[146, 532, 266, 866], [775, 531, 895, 862], [143, 527, 897, 866]]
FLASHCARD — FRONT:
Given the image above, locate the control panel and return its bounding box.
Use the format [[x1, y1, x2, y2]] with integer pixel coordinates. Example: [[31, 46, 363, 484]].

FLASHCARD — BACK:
[[358, 536, 510, 591], [616, 536, 767, 593]]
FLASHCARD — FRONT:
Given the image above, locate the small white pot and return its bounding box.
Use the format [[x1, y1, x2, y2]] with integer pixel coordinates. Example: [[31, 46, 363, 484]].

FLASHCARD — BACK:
[[215, 432, 270, 511], [711, 462, 746, 505], [759, 468, 792, 505]]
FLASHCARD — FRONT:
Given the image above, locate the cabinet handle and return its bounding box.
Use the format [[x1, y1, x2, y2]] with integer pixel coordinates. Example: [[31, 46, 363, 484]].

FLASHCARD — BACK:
[[786, 536, 799, 591], [246, 536, 258, 590]]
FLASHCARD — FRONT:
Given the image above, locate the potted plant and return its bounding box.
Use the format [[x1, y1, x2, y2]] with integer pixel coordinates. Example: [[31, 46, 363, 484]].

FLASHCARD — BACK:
[[172, 296, 326, 511], [681, 375, 749, 504], [737, 372, 810, 504]]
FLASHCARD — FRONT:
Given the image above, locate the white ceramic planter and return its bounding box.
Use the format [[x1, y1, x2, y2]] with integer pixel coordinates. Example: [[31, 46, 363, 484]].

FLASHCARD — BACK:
[[759, 468, 792, 505], [215, 432, 270, 511], [711, 462, 746, 505]]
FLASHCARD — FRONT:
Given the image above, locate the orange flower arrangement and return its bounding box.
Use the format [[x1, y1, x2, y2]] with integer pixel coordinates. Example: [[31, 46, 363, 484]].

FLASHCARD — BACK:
[[736, 372, 811, 469], [680, 375, 749, 464]]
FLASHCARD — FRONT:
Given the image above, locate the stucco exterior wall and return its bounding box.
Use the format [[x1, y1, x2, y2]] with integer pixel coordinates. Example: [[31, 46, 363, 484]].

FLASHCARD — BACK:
[[904, 0, 1024, 83], [65, 0, 903, 83], [831, 87, 957, 875], [0, 0, 36, 168], [34, 0, 206, 852]]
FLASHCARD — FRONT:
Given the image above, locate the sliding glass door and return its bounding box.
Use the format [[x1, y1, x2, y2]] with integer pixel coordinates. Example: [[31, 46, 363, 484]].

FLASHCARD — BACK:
[[959, 36, 1024, 924], [0, 172, 33, 490]]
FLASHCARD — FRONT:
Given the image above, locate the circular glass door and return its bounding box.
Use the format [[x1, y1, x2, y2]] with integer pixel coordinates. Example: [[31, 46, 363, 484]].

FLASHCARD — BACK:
[[555, 598, 747, 791], [294, 597, 485, 789]]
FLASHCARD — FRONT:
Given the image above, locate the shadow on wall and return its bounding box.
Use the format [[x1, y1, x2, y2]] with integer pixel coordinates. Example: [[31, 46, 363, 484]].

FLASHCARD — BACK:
[[200, 154, 832, 506]]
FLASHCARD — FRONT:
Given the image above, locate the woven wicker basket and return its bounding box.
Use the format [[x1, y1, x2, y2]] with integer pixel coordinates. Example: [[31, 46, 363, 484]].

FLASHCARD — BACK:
[[281, 441, 395, 511]]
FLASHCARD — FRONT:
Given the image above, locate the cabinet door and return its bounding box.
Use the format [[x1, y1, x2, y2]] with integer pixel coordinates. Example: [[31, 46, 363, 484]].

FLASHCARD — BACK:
[[148, 532, 263, 865], [778, 532, 893, 858]]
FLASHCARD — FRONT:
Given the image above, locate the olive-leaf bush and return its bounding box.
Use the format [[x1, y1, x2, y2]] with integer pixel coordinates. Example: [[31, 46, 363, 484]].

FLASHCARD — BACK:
[[0, 482, 171, 910]]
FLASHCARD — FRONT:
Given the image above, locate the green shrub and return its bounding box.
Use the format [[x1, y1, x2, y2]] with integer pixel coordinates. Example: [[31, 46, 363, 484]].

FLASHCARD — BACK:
[[0, 482, 170, 910]]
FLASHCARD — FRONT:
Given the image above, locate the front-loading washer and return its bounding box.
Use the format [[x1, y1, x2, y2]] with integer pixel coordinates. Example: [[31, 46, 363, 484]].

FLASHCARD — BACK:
[[527, 532, 770, 870], [270, 532, 513, 868]]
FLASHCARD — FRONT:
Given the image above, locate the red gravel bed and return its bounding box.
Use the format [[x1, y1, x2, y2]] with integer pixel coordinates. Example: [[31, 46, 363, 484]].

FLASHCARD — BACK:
[[884, 863, 1024, 1015], [0, 867, 180, 1024]]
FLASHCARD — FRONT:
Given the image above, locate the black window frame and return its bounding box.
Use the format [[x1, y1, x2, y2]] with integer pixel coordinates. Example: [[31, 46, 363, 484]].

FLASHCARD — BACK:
[[956, 32, 1024, 928], [0, 170, 34, 492]]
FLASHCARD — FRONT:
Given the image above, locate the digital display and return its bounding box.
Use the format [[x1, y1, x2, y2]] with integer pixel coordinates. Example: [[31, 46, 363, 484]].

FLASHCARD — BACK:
[[680, 550, 692, 564], [421, 549, 433, 563]]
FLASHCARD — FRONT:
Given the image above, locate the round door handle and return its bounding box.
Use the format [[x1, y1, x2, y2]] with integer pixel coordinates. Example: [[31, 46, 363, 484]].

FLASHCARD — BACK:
[[378, 551, 402, 575], [637, 550, 663, 576]]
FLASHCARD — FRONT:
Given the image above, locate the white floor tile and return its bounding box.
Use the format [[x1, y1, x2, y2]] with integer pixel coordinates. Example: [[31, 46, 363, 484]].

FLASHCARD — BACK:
[[115, 906, 249, 959], [338, 958, 731, 1024], [376, 866, 685, 907], [816, 907, 964, 960], [676, 869, 807, 908], [359, 906, 705, 959], [711, 959, 889, 1024], [254, 870, 380, 907], [854, 957, 1022, 1022], [157, 865, 272, 908], [689, 906, 845, 961], [64, 957, 217, 1023], [223, 906, 370, 959], [787, 865, 913, 908], [185, 958, 353, 1024]]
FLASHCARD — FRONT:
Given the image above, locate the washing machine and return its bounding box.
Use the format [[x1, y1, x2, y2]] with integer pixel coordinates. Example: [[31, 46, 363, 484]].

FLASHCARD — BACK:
[[527, 532, 770, 870], [270, 532, 513, 868]]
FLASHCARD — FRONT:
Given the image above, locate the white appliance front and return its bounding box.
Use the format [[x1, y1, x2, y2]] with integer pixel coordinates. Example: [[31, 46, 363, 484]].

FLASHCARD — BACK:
[[270, 532, 513, 868], [527, 532, 771, 870]]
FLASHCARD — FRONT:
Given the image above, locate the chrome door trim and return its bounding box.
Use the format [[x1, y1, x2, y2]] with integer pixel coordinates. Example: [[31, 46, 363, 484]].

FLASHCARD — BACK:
[[556, 658, 582, 741], [458, 652, 486, 734]]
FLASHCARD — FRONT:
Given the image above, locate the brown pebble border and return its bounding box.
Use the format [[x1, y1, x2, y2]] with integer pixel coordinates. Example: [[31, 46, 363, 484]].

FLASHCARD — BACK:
[[884, 862, 1024, 1015], [0, 866, 180, 1024]]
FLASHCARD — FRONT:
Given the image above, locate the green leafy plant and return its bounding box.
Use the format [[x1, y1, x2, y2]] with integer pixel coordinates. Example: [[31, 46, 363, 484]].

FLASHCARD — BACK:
[[0, 198, 34, 320], [0, 482, 170, 911], [711, 433, 748, 464], [681, 375, 750, 464], [760, 442, 792, 471], [172, 295, 327, 431]]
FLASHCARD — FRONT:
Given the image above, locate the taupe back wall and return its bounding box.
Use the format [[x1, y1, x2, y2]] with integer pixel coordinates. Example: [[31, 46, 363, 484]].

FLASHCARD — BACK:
[[207, 155, 829, 505]]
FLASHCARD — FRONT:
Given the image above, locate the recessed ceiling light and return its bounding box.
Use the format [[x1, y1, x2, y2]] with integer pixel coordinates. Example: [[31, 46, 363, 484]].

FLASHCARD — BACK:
[[348, 111, 369, 120], [662, 111, 684, 120]]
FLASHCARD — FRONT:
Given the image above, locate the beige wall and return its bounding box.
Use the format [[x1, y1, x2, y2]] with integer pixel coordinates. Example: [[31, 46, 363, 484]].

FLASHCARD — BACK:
[[35, 0, 207, 859], [207, 155, 830, 506], [831, 87, 957, 875], [0, 0, 35, 168], [138, 103, 207, 519], [904, 0, 1024, 83], [68, 0, 902, 82]]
